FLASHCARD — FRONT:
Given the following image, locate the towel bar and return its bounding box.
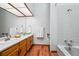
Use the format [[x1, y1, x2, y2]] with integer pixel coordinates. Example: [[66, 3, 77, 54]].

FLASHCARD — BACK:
[[37, 37, 44, 39]]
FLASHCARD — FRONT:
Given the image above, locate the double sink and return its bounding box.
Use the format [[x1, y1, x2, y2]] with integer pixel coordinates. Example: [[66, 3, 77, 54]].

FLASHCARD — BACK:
[[0, 33, 32, 45]]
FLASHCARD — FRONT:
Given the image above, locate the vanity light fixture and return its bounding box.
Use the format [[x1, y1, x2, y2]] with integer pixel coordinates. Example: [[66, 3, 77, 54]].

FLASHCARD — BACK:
[[0, 3, 33, 17]]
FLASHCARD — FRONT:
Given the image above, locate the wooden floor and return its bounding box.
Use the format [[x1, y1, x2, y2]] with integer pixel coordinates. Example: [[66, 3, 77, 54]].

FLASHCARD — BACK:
[[25, 45, 58, 56]]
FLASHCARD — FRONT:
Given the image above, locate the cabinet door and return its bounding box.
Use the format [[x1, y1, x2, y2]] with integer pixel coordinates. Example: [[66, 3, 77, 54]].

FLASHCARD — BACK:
[[8, 48, 19, 56], [26, 36, 33, 51], [29, 37, 32, 49], [19, 39, 26, 56], [29, 36, 33, 48], [26, 39, 30, 51], [0, 44, 19, 56]]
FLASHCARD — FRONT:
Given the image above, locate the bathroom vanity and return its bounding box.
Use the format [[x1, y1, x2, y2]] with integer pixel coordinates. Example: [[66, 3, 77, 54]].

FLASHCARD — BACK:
[[0, 34, 33, 56]]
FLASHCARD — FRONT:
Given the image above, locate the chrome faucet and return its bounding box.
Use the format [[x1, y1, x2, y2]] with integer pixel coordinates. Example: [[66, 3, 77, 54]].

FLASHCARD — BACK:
[[47, 33, 50, 38], [64, 40, 73, 50], [2, 33, 10, 41]]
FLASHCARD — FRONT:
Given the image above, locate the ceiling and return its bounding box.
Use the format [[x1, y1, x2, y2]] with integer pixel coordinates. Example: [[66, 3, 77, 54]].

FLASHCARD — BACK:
[[0, 3, 33, 17]]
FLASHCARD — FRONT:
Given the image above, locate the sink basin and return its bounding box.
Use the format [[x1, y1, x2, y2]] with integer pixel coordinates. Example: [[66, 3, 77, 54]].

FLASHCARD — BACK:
[[0, 40, 5, 44], [4, 38, 10, 41], [1, 37, 10, 41], [0, 38, 5, 44], [0, 37, 10, 44]]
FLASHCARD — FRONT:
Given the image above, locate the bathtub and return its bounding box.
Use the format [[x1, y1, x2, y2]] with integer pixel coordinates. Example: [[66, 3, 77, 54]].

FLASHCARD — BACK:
[[57, 45, 79, 56]]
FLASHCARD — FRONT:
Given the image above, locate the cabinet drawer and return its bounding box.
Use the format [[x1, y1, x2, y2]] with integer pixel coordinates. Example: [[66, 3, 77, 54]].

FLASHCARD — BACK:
[[0, 44, 19, 56], [19, 44, 26, 51], [19, 39, 26, 46]]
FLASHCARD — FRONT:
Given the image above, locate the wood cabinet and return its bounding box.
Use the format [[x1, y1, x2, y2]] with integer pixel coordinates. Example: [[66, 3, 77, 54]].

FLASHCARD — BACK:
[[19, 35, 33, 55], [0, 44, 19, 56], [26, 36, 33, 51], [0, 35, 33, 56], [19, 39, 26, 56], [8, 48, 19, 56]]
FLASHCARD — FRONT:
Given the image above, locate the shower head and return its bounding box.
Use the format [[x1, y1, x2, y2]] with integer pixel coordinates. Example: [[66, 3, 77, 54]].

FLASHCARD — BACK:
[[67, 9, 72, 12]]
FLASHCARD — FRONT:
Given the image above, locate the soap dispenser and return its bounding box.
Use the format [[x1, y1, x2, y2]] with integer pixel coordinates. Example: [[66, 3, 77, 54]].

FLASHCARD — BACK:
[[15, 27, 21, 38]]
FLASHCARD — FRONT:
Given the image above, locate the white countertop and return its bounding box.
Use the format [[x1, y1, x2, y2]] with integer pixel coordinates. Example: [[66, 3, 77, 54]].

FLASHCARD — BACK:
[[0, 34, 33, 52]]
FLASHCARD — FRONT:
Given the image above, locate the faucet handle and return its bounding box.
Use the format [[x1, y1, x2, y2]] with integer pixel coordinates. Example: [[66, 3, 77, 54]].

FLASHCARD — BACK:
[[64, 40, 68, 43], [2, 33, 5, 35], [70, 40, 73, 43], [2, 33, 9, 37]]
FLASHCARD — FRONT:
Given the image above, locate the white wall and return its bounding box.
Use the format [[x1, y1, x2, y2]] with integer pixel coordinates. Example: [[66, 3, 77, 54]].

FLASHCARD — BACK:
[[0, 3, 50, 45], [26, 3, 50, 44], [57, 3, 79, 46], [50, 3, 79, 51]]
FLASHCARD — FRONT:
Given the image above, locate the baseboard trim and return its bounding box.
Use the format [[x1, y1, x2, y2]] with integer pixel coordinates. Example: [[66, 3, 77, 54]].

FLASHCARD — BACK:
[[32, 44, 50, 46], [50, 51, 57, 53]]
